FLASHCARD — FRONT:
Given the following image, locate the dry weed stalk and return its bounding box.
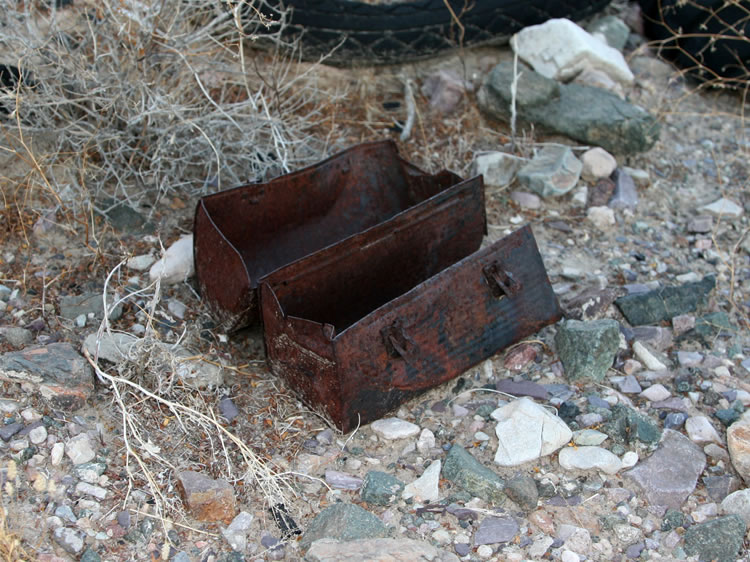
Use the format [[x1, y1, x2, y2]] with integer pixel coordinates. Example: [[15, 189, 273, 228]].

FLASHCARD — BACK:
[[0, 0, 328, 230], [85, 263, 294, 526]]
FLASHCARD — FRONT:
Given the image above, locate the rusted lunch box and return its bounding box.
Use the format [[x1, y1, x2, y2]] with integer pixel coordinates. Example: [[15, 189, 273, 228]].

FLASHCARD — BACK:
[[194, 140, 472, 331], [261, 223, 562, 432]]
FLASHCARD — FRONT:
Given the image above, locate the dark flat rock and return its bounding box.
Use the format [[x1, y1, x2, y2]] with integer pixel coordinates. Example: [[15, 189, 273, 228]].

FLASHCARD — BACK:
[[615, 275, 715, 326]]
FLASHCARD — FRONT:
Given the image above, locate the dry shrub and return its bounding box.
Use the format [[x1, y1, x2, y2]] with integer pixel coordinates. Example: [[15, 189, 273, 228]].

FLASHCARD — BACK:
[[0, 0, 329, 232]]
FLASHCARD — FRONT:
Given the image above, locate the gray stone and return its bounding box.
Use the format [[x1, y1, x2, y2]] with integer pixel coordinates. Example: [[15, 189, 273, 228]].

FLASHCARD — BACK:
[[53, 527, 85, 555], [701, 197, 743, 218], [55, 504, 77, 523], [0, 327, 33, 348], [720, 489, 750, 525], [370, 418, 419, 440], [618, 375, 642, 394], [0, 422, 23, 442], [517, 146, 582, 198], [421, 69, 470, 114], [504, 474, 539, 510], [300, 503, 388, 551], [442, 445, 505, 504], [683, 515, 746, 562], [681, 311, 734, 344], [117, 510, 131, 529], [558, 446, 623, 474], [474, 516, 519, 545], [479, 63, 659, 155], [587, 15, 630, 50], [555, 319, 620, 382], [97, 198, 153, 235], [495, 379, 548, 400], [615, 275, 715, 326], [360, 471, 405, 506], [509, 191, 541, 210], [83, 332, 139, 363], [0, 342, 93, 411], [325, 470, 363, 491], [402, 460, 441, 502], [222, 511, 254, 551], [704, 475, 742, 502], [609, 169, 638, 209], [604, 405, 661, 445], [59, 292, 123, 322], [80, 548, 101, 562], [304, 537, 460, 562], [688, 215, 714, 234], [625, 429, 706, 509], [219, 397, 239, 422], [74, 462, 107, 483], [172, 552, 191, 562]]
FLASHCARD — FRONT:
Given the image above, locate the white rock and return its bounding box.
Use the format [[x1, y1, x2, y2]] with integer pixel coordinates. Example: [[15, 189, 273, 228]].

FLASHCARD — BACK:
[[75, 482, 108, 500], [701, 197, 743, 218], [558, 446, 623, 474], [587, 206, 616, 229], [574, 67, 625, 98], [371, 418, 420, 440], [416, 428, 436, 454], [720, 489, 750, 525], [149, 235, 195, 285], [561, 551, 580, 562], [222, 511, 254, 551], [511, 18, 634, 85], [639, 384, 670, 402], [621, 451, 639, 468], [83, 332, 139, 363], [685, 416, 722, 445], [65, 434, 96, 465], [50, 442, 65, 466], [632, 341, 667, 371], [691, 502, 718, 523], [477, 544, 494, 559], [581, 148, 617, 182], [471, 152, 526, 188], [28, 425, 48, 445], [125, 253, 155, 271], [492, 397, 572, 466], [557, 525, 591, 553], [402, 460, 441, 502], [431, 529, 451, 545]]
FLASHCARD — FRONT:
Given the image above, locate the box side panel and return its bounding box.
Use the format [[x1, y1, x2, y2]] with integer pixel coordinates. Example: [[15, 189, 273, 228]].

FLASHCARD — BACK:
[[194, 200, 256, 331], [263, 176, 486, 333], [334, 226, 561, 430]]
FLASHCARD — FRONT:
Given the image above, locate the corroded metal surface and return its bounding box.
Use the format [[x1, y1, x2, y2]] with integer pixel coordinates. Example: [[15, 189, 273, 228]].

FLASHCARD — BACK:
[[262, 222, 561, 432], [194, 140, 463, 331]]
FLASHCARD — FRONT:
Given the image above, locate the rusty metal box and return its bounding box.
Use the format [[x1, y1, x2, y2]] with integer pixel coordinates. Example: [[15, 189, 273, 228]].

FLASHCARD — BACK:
[[261, 223, 561, 432], [194, 140, 469, 332]]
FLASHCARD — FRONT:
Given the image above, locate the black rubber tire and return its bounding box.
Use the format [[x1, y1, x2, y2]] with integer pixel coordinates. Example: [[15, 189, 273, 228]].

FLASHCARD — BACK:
[[262, 0, 612, 65]]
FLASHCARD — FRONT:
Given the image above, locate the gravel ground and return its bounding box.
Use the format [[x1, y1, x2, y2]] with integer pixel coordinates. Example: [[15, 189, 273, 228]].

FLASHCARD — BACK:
[[0, 7, 749, 562]]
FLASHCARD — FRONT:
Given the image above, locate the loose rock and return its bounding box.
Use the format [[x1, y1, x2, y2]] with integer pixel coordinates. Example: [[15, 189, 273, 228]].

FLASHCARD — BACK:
[[625, 429, 706, 509], [517, 146, 582, 198], [555, 319, 620, 382], [402, 460, 440, 502], [360, 471, 405, 506], [727, 410, 750, 483], [304, 537, 459, 562], [558, 446, 623, 474], [371, 418, 420, 440], [700, 197, 743, 218], [474, 515, 519, 546], [615, 275, 715, 326], [683, 515, 746, 562], [442, 445, 506, 504], [581, 147, 617, 182], [300, 503, 388, 552], [149, 235, 194, 285], [471, 152, 526, 188], [492, 397, 572, 466], [176, 470, 236, 523]]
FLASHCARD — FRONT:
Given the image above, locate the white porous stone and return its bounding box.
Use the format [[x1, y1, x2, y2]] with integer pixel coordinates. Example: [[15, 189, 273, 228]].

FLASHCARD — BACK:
[[558, 446, 623, 474], [28, 425, 48, 445], [149, 235, 195, 285], [416, 428, 436, 454], [632, 341, 667, 371], [492, 397, 572, 466], [65, 434, 96, 465], [51, 442, 65, 466], [371, 418, 420, 440], [402, 460, 441, 502], [581, 148, 617, 182], [587, 206, 616, 229], [511, 18, 634, 85]]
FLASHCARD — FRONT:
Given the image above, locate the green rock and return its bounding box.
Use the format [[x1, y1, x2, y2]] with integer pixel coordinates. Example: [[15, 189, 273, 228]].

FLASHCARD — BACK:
[[504, 474, 538, 511], [661, 508, 687, 531], [442, 445, 505, 504], [587, 15, 630, 50], [615, 276, 715, 326], [360, 471, 405, 506], [300, 503, 388, 551], [555, 319, 620, 382], [479, 63, 659, 155], [74, 462, 107, 479], [604, 404, 661, 445], [683, 515, 746, 562], [681, 311, 734, 344], [517, 146, 582, 198], [80, 549, 101, 562], [715, 408, 741, 427]]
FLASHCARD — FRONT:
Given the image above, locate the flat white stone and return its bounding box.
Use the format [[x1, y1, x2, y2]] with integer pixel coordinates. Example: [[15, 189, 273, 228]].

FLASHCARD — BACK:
[[371, 418, 420, 440], [511, 18, 634, 85], [492, 397, 572, 466], [149, 235, 195, 285], [66, 434, 96, 465], [28, 425, 48, 445], [558, 446, 623, 474], [685, 416, 722, 445], [402, 460, 441, 502], [621, 451, 639, 468], [416, 428, 436, 453], [125, 253, 155, 271], [573, 429, 608, 446], [633, 341, 667, 371], [639, 383, 670, 402], [83, 332, 139, 363], [700, 197, 743, 218]]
